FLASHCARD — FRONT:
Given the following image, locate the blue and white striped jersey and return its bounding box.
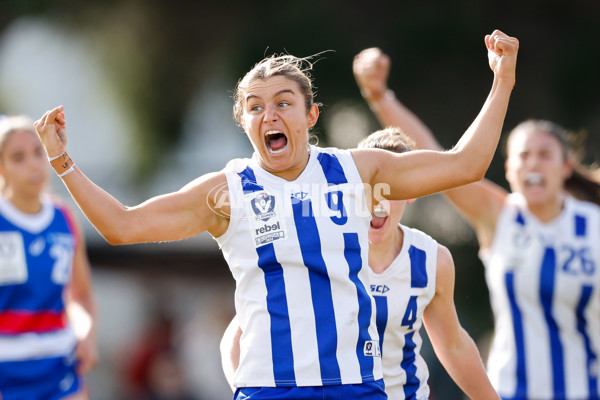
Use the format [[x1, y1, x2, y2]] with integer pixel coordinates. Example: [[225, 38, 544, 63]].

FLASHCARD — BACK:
[[482, 193, 600, 400], [214, 145, 382, 388], [369, 224, 437, 400]]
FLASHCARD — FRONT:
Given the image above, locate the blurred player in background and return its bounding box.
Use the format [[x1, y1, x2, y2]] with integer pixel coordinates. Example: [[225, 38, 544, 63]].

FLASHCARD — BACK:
[[0, 116, 98, 399], [354, 47, 600, 400]]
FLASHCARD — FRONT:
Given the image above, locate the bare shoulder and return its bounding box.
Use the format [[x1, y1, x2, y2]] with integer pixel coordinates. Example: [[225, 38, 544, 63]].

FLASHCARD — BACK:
[[46, 193, 73, 211], [177, 171, 230, 237], [46, 194, 83, 231], [435, 244, 456, 292], [350, 148, 375, 182], [179, 171, 228, 208], [350, 147, 394, 183], [436, 244, 454, 267]]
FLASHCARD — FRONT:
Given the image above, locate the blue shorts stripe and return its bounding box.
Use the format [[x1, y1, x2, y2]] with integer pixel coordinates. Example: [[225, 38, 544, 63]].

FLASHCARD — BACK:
[[344, 232, 374, 379], [576, 284, 598, 399], [505, 271, 527, 398], [292, 199, 341, 384], [317, 153, 348, 185], [408, 245, 428, 288], [234, 380, 386, 399], [401, 331, 420, 399], [256, 244, 296, 386], [539, 247, 565, 397], [0, 355, 81, 399], [373, 295, 388, 354]]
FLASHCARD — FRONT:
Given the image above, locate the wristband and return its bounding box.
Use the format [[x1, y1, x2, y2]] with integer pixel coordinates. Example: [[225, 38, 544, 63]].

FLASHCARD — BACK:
[[50, 152, 75, 177], [48, 153, 64, 162], [58, 165, 76, 177], [368, 89, 395, 112]]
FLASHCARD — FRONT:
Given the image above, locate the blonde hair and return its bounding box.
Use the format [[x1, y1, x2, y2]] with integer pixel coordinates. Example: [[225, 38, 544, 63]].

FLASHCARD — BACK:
[[0, 115, 38, 192], [0, 115, 36, 162], [358, 126, 415, 154]]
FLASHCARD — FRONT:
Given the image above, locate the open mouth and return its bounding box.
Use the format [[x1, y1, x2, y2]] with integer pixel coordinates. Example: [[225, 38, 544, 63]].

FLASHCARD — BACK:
[[370, 203, 389, 230], [265, 130, 288, 155], [525, 172, 544, 186]]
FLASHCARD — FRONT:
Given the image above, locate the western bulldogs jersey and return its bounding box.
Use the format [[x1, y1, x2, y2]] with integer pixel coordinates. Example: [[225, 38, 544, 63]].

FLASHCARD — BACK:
[[0, 195, 79, 391], [482, 193, 600, 400], [214, 145, 382, 388], [369, 224, 437, 400]]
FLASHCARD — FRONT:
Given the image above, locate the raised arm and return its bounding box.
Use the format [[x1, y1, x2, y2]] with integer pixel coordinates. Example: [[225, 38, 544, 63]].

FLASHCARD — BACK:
[[34, 106, 229, 245], [423, 245, 500, 400], [353, 45, 509, 249], [353, 30, 517, 229]]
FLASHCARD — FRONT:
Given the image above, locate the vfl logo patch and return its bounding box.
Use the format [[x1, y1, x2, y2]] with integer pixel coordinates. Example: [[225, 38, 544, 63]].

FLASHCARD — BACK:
[[245, 191, 287, 247], [363, 340, 381, 357], [512, 227, 531, 248], [251, 192, 276, 221]]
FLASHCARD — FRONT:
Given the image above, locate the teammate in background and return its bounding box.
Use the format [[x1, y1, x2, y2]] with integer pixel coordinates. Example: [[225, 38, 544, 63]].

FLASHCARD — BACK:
[[221, 127, 502, 400], [354, 47, 600, 400], [0, 116, 98, 399], [34, 29, 517, 400]]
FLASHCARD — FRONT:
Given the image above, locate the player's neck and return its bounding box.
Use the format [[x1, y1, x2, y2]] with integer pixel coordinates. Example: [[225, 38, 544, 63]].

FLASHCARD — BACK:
[[369, 225, 404, 273], [526, 192, 566, 223], [3, 191, 43, 214]]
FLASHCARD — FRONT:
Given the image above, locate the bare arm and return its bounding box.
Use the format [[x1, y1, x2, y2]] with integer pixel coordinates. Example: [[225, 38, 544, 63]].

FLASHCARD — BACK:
[[34, 107, 229, 245], [220, 315, 241, 392], [422, 245, 500, 400], [353, 45, 511, 249], [353, 30, 517, 225], [64, 208, 99, 375]]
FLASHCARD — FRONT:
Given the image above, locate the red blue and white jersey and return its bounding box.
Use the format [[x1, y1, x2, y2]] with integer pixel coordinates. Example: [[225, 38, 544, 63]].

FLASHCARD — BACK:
[[214, 145, 382, 388], [369, 224, 437, 400], [482, 193, 600, 400], [0, 195, 78, 366]]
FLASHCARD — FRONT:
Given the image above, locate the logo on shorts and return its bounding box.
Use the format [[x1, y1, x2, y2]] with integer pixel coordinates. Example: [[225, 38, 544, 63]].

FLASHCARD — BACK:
[[59, 372, 75, 391], [364, 340, 381, 357], [251, 192, 276, 221]]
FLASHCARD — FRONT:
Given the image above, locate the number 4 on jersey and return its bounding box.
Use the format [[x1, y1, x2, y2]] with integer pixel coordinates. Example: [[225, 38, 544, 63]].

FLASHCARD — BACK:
[[402, 295, 418, 330]]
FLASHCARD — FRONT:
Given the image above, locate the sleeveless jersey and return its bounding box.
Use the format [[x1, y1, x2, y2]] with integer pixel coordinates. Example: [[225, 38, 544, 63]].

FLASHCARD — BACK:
[[369, 224, 438, 400], [214, 145, 382, 388], [0, 195, 78, 386], [482, 193, 600, 400]]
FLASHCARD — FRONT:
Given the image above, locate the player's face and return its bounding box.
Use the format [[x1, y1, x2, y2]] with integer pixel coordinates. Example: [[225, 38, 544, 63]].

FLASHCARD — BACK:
[[505, 129, 571, 207], [240, 75, 319, 181], [0, 130, 49, 199], [368, 199, 407, 245]]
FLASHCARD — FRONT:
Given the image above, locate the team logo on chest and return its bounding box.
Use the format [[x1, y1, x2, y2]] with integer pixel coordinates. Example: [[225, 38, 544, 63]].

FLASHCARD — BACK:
[[29, 237, 46, 256], [250, 192, 276, 221], [245, 191, 287, 247]]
